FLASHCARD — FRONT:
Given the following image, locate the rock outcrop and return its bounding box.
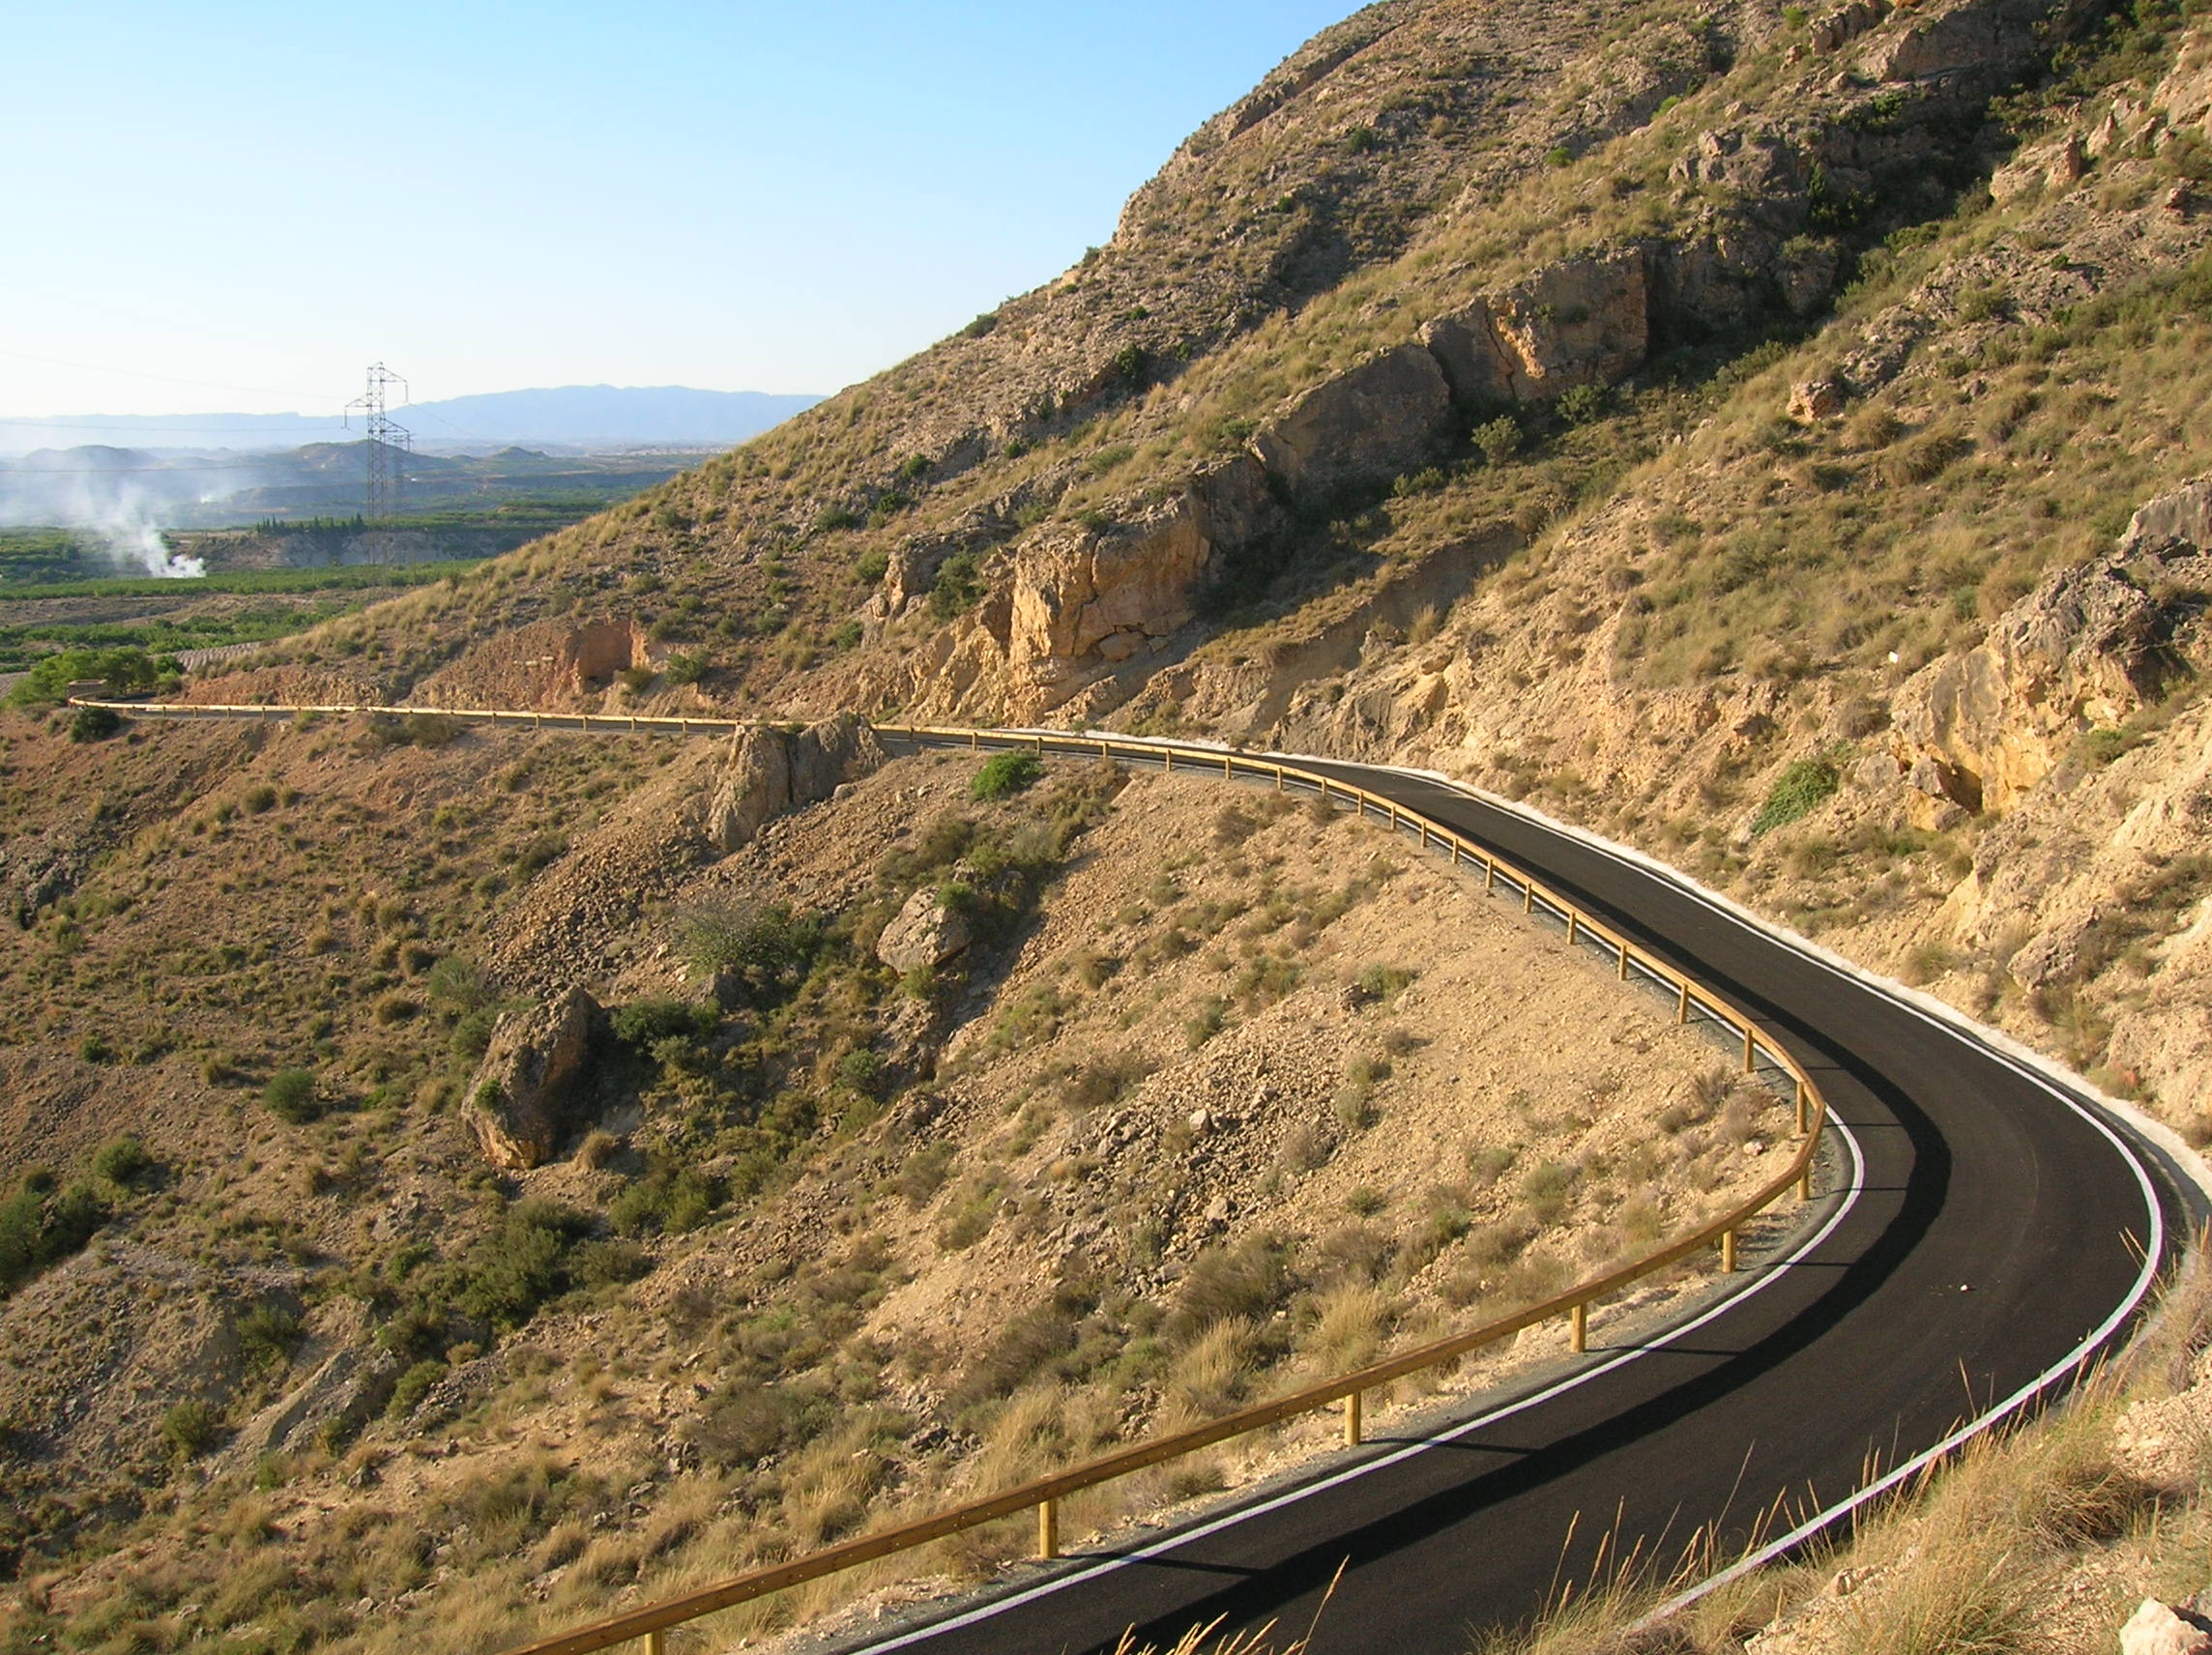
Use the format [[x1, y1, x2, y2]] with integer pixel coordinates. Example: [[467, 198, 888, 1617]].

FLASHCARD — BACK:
[[705, 714, 886, 855], [1424, 250, 1649, 407], [1251, 344, 1455, 505], [875, 886, 975, 974], [2123, 473, 2212, 557], [467, 985, 608, 1170], [1005, 456, 1281, 707], [1889, 496, 2212, 817]]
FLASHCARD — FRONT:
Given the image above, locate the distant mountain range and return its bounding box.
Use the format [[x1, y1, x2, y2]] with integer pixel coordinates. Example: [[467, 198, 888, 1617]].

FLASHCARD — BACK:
[[0, 439, 717, 536], [0, 386, 823, 456]]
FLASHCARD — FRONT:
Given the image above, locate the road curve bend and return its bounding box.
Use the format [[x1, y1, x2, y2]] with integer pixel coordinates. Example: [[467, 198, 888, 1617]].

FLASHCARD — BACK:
[[69, 703, 2182, 1653], [848, 734, 2179, 1655]]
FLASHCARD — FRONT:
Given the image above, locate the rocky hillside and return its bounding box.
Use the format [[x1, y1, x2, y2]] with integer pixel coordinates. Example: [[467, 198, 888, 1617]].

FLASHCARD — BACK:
[[9, 0, 2212, 1648]]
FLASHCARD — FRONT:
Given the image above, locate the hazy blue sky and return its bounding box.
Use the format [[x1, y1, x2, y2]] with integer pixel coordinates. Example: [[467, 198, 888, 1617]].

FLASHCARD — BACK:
[[3, 1, 1354, 423]]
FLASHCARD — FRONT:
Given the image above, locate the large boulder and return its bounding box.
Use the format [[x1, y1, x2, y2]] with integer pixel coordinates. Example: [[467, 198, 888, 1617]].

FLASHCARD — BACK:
[[1250, 343, 1455, 506], [705, 714, 884, 855], [876, 886, 974, 975], [467, 986, 607, 1170]]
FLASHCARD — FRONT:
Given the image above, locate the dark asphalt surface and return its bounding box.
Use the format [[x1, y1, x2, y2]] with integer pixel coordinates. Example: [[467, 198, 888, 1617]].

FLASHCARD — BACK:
[[855, 739, 2171, 1655]]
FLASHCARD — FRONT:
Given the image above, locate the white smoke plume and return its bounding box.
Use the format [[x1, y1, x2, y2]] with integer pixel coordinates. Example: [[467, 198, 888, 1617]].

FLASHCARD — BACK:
[[0, 450, 234, 579], [105, 514, 206, 579]]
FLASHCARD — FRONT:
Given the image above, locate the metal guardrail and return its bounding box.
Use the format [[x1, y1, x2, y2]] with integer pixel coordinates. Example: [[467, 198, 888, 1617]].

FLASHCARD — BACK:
[[72, 701, 1832, 1655]]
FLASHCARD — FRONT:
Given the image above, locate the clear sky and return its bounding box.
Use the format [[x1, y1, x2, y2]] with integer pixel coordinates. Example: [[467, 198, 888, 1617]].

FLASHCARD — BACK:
[[2, 1, 1355, 424]]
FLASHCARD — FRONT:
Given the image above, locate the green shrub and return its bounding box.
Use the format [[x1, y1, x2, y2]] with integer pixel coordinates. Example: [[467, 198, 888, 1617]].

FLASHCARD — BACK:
[[237, 1303, 303, 1372], [1474, 416, 1523, 466], [387, 1360, 447, 1420], [610, 997, 714, 1048], [1556, 383, 1608, 425], [6, 647, 170, 711], [610, 1164, 722, 1237], [1169, 1235, 1299, 1340], [515, 832, 568, 876], [854, 548, 890, 585], [458, 1200, 594, 1328], [0, 1173, 108, 1296], [928, 550, 984, 620], [68, 705, 120, 742], [90, 1137, 152, 1188], [161, 1400, 218, 1459], [426, 955, 492, 1011], [677, 902, 819, 1004], [264, 1069, 319, 1124], [451, 1008, 498, 1063], [1753, 755, 1843, 835], [664, 651, 709, 685], [971, 751, 1044, 800]]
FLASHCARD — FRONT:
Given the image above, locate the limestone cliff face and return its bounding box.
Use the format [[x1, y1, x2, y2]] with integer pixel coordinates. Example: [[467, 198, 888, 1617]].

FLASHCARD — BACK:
[[1882, 485, 2212, 821], [1424, 251, 1649, 406]]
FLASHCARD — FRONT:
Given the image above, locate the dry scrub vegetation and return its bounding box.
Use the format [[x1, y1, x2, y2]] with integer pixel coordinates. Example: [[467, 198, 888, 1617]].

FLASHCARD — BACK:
[[0, 739, 1792, 1655]]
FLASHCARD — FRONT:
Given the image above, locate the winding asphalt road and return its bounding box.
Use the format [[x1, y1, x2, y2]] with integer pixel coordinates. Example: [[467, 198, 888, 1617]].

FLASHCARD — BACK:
[[846, 735, 2181, 1655], [78, 704, 2184, 1653]]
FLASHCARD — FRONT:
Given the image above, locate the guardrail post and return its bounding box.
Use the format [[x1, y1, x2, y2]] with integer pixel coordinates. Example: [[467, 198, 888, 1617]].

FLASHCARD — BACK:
[[970, 731, 978, 749], [1343, 1390, 1362, 1448], [1565, 912, 1579, 946], [1037, 1497, 1059, 1560], [1570, 1302, 1587, 1353], [1484, 858, 1495, 892], [1523, 882, 1533, 915], [647, 1630, 665, 1655], [1721, 1230, 1737, 1273], [1273, 766, 1284, 792], [1742, 1026, 1757, 1075], [1163, 747, 1173, 773], [1617, 942, 1629, 980], [1677, 981, 1690, 1025], [1223, 753, 1233, 778], [1796, 1080, 1810, 1137], [1100, 740, 1111, 759], [1800, 1162, 1815, 1203], [1035, 733, 1045, 755], [1317, 777, 1326, 805]]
